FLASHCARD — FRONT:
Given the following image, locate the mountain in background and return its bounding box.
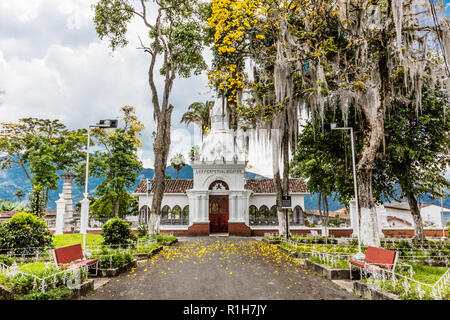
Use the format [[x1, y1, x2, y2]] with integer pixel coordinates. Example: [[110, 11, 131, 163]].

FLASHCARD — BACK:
[[0, 164, 448, 211]]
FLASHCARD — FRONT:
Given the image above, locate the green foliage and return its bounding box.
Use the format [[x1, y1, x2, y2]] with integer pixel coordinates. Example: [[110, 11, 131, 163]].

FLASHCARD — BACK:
[[93, 247, 134, 269], [101, 218, 136, 246], [75, 107, 143, 218], [0, 200, 25, 212], [0, 118, 87, 212], [21, 286, 72, 300], [180, 100, 214, 137], [0, 212, 53, 254], [290, 117, 355, 208], [0, 254, 15, 266], [151, 233, 177, 245], [90, 190, 135, 219], [137, 224, 148, 237], [26, 185, 47, 217], [52, 233, 104, 248], [14, 189, 26, 202], [93, 0, 134, 51], [376, 82, 450, 202]]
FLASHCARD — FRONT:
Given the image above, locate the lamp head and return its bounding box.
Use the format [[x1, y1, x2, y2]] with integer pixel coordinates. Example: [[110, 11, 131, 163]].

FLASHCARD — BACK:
[[323, 123, 337, 131], [98, 119, 118, 128]]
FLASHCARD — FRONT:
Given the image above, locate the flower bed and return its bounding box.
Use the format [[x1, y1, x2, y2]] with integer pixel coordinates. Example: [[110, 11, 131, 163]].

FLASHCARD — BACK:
[[304, 258, 354, 280], [0, 261, 92, 300], [357, 263, 449, 300]]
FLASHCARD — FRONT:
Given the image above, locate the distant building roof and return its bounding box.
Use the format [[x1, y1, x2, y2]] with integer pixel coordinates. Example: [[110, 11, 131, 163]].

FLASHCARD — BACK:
[[0, 211, 56, 219], [386, 216, 413, 227], [383, 200, 449, 211], [133, 178, 308, 194], [305, 209, 350, 219]]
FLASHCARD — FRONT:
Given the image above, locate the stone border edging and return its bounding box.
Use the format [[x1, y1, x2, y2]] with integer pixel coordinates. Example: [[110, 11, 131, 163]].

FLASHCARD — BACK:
[[98, 259, 138, 277], [304, 258, 356, 280], [353, 280, 400, 300]]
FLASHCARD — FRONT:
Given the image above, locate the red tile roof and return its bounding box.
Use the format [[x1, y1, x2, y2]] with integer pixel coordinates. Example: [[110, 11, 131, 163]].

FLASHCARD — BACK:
[[244, 179, 308, 193], [133, 178, 308, 194], [134, 179, 193, 194]]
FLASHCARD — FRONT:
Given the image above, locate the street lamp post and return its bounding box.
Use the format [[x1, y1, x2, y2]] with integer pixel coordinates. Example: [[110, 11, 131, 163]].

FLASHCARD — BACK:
[[81, 119, 118, 253], [324, 123, 365, 260]]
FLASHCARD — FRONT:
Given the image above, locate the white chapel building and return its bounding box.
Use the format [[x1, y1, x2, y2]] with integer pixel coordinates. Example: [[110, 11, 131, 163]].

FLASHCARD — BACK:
[[133, 97, 309, 236]]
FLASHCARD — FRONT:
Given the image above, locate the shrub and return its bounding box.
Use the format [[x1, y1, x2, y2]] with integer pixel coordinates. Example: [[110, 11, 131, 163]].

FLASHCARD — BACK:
[[93, 247, 134, 269], [21, 286, 72, 300], [151, 233, 177, 245], [0, 255, 15, 266], [101, 218, 136, 247], [0, 212, 53, 254], [137, 224, 148, 237]]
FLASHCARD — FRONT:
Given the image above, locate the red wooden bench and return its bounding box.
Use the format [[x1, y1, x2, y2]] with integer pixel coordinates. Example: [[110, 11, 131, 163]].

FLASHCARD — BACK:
[[348, 246, 398, 279], [53, 244, 98, 276]]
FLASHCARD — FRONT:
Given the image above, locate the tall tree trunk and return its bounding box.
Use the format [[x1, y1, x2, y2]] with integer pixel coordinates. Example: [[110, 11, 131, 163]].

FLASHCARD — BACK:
[[356, 34, 390, 247], [274, 122, 290, 237], [318, 193, 322, 226], [114, 197, 120, 217], [149, 106, 173, 235], [406, 191, 425, 241]]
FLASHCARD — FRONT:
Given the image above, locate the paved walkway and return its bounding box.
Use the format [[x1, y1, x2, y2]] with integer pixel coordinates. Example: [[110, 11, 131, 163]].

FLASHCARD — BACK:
[[82, 237, 359, 300]]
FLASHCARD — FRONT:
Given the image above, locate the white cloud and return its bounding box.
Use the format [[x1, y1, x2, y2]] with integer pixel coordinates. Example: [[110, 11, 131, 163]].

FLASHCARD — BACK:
[[0, 0, 276, 178]]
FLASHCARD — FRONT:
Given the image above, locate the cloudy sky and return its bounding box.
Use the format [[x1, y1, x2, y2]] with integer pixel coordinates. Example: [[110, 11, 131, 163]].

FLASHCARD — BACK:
[[0, 1, 449, 179]]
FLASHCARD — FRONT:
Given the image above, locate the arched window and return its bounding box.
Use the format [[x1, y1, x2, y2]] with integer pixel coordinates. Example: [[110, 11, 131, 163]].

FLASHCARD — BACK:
[[161, 205, 170, 220], [172, 205, 181, 221], [208, 180, 229, 191], [249, 205, 258, 224], [292, 205, 304, 225], [182, 206, 189, 224], [139, 205, 151, 225], [259, 206, 269, 222], [258, 205, 270, 224], [269, 205, 278, 218]]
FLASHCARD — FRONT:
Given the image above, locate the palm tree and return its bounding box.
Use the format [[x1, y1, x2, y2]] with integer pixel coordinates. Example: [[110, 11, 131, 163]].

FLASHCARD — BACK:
[[180, 101, 214, 140], [14, 189, 26, 203], [170, 153, 186, 179]]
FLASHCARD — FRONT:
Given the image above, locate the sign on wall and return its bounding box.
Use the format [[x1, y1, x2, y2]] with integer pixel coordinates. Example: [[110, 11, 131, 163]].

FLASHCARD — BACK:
[[281, 196, 291, 208]]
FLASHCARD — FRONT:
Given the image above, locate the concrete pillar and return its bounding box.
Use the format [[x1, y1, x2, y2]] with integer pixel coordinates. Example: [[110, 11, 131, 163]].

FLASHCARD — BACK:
[[80, 193, 90, 234], [350, 199, 358, 238], [60, 172, 76, 232], [55, 194, 65, 235]]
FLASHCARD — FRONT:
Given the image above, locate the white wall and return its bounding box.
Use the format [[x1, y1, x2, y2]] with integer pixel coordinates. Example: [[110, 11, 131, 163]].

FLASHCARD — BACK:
[[248, 194, 305, 210], [421, 205, 446, 227], [139, 194, 189, 210], [381, 204, 449, 228]]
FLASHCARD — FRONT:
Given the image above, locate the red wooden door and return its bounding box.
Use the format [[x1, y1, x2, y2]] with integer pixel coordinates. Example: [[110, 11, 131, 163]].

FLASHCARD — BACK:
[[209, 195, 229, 233]]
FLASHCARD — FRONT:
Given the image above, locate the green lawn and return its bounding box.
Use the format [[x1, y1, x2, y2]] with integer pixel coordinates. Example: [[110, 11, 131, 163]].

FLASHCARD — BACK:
[[52, 234, 104, 248]]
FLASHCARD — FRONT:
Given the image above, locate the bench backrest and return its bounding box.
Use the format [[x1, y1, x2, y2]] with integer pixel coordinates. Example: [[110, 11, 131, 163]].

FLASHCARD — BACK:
[[54, 244, 84, 265], [364, 246, 397, 269]]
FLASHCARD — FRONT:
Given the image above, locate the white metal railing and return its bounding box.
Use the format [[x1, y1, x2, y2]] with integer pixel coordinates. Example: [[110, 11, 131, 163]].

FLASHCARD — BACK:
[[431, 267, 450, 299], [0, 261, 87, 293]]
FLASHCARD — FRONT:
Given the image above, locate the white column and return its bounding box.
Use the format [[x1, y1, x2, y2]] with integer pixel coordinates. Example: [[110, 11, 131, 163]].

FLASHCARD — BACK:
[[55, 194, 65, 235], [80, 193, 90, 234], [202, 194, 209, 221], [350, 199, 358, 238], [229, 194, 236, 221]]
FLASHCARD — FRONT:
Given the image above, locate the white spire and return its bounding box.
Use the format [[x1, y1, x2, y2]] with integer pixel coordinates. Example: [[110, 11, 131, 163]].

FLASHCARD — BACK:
[[210, 96, 228, 132]]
